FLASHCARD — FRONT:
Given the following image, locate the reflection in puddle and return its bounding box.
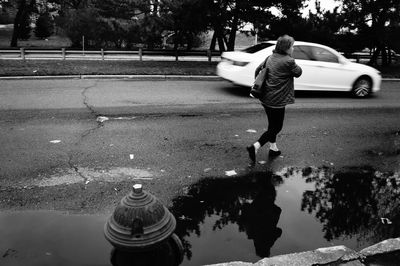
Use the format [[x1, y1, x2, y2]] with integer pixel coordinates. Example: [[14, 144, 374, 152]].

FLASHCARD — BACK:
[[0, 211, 182, 266], [171, 166, 400, 266], [0, 211, 110, 266], [0, 166, 398, 266]]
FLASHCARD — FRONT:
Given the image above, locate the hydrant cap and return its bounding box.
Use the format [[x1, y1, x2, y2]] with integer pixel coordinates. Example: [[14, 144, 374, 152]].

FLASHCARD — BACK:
[[133, 184, 142, 194]]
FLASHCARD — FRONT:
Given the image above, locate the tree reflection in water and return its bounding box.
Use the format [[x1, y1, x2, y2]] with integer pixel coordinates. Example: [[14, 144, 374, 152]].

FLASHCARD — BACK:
[[300, 166, 400, 244], [171, 166, 399, 263], [171, 171, 283, 260]]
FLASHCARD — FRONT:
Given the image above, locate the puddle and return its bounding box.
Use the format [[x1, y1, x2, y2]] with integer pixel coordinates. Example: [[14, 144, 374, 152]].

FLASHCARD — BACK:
[[0, 211, 111, 266], [364, 251, 400, 266], [171, 166, 400, 266], [0, 166, 399, 266], [0, 211, 181, 266]]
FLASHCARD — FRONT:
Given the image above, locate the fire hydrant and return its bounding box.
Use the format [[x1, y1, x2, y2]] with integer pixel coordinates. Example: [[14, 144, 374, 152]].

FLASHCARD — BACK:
[[104, 184, 183, 266]]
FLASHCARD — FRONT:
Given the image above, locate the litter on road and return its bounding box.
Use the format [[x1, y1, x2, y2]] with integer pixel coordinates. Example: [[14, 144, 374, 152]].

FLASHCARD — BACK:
[[381, 218, 393, 224], [49, 140, 61, 143], [113, 117, 137, 120], [96, 116, 109, 123], [225, 170, 237, 176]]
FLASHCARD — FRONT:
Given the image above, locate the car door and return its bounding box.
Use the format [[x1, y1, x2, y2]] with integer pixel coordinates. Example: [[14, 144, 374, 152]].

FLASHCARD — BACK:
[[293, 45, 353, 91], [292, 45, 314, 91]]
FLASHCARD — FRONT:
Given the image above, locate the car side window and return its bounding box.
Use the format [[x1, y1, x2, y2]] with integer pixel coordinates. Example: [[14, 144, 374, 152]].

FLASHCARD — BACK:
[[293, 46, 313, 60], [311, 47, 339, 63]]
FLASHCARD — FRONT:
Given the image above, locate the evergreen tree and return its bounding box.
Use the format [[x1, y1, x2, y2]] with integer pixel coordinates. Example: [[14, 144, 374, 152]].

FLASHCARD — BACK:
[[35, 12, 53, 39], [10, 0, 36, 47], [340, 0, 400, 66], [18, 11, 31, 40]]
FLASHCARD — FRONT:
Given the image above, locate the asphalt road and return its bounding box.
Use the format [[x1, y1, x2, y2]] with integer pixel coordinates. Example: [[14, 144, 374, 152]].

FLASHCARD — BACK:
[[1, 78, 400, 117], [0, 79, 399, 213]]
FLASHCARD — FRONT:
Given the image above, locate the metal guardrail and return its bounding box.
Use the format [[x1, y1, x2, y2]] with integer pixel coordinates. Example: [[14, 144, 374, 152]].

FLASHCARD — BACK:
[[345, 52, 400, 63], [0, 48, 221, 62], [1, 48, 397, 64]]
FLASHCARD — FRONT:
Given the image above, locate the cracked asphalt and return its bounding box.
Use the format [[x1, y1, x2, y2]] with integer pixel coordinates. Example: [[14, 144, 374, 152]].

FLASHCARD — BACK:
[[0, 79, 399, 216]]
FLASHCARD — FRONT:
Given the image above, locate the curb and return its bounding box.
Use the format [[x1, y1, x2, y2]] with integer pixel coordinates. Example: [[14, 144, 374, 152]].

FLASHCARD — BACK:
[[208, 238, 400, 266], [381, 78, 400, 81], [0, 74, 224, 81], [0, 75, 399, 81]]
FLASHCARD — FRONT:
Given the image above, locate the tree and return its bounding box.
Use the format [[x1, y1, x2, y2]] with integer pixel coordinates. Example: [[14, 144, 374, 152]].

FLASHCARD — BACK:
[[208, 0, 229, 51], [340, 0, 400, 66], [94, 0, 149, 19], [262, 0, 308, 40], [0, 0, 16, 24], [303, 1, 344, 45], [10, 0, 37, 47], [35, 12, 53, 38], [56, 7, 99, 47], [54, 0, 131, 48], [139, 14, 164, 49], [206, 0, 280, 51], [162, 0, 209, 50], [17, 9, 31, 39], [50, 0, 90, 10]]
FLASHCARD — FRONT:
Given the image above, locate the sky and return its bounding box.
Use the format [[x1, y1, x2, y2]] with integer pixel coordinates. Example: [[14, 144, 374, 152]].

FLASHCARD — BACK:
[[267, 0, 341, 18], [303, 0, 340, 14]]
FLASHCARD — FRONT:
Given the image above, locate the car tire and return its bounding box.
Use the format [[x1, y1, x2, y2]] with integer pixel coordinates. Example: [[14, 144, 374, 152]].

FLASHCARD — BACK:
[[352, 77, 372, 98]]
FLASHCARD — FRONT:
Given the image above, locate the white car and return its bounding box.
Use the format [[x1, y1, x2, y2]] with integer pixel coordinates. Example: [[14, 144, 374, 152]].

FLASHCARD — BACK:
[[217, 41, 381, 97]]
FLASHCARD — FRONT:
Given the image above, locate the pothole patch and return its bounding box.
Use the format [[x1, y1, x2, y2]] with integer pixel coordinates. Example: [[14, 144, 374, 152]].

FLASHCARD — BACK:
[[22, 167, 155, 188]]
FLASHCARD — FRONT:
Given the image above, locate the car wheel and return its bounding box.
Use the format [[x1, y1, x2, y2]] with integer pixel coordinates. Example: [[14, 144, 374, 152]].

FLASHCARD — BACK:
[[352, 77, 372, 97]]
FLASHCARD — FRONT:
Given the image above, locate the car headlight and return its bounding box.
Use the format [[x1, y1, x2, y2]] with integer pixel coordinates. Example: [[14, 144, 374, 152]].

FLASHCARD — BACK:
[[232, 61, 249, 66]]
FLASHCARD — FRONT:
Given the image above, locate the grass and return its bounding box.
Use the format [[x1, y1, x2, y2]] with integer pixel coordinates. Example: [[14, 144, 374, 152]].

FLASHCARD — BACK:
[[375, 65, 400, 78], [1, 59, 399, 77], [0, 60, 219, 76]]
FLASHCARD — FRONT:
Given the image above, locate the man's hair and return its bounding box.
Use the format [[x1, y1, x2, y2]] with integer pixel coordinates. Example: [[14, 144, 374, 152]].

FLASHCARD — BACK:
[[275, 35, 295, 54]]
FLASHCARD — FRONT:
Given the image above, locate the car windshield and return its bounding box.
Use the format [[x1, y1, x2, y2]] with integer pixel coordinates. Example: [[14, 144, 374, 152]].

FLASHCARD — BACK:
[[242, 43, 274, 54]]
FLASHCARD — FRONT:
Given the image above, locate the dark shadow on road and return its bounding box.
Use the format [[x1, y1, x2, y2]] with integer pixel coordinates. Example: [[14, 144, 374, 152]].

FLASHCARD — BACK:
[[218, 85, 381, 100], [295, 90, 380, 99], [295, 90, 352, 98], [219, 84, 251, 97]]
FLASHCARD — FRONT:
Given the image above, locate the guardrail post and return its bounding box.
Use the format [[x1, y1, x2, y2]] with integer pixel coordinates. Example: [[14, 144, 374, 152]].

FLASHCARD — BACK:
[[207, 50, 212, 62], [20, 48, 25, 60], [175, 50, 178, 61], [101, 48, 104, 60], [139, 47, 143, 61], [62, 48, 66, 60]]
